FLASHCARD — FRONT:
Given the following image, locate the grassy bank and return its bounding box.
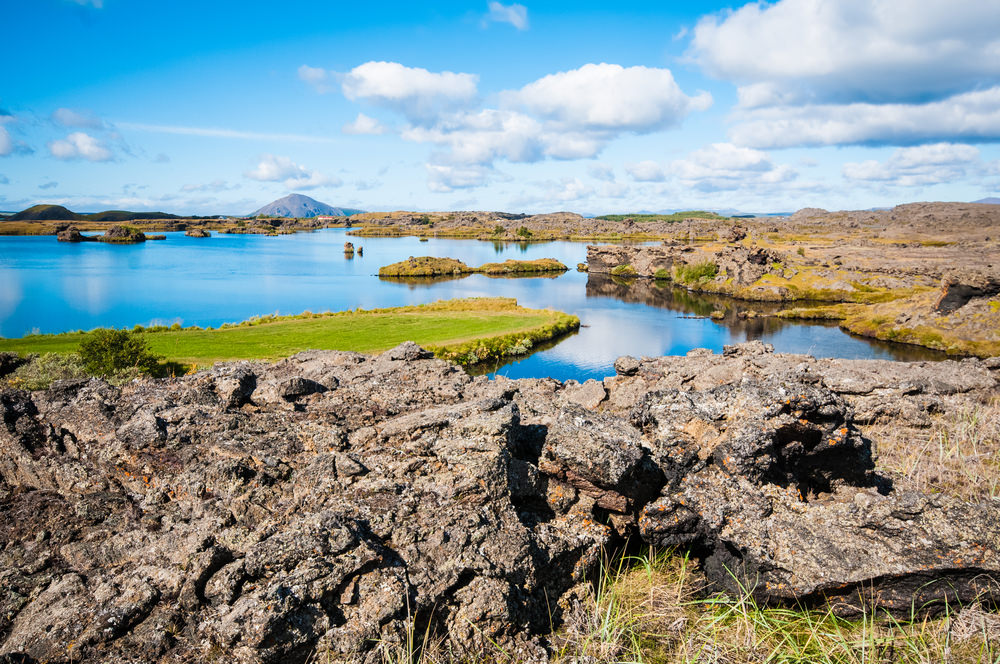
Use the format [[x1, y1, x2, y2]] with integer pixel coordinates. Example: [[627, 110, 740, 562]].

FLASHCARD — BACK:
[[0, 298, 579, 369]]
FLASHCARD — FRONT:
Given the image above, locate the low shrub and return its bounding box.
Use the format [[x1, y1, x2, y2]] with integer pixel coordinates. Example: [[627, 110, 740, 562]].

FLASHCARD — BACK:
[[78, 328, 161, 378]]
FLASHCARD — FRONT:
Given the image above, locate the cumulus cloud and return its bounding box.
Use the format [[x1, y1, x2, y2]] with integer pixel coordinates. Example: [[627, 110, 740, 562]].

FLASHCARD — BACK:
[[51, 108, 105, 129], [511, 63, 711, 132], [245, 154, 341, 190], [403, 109, 546, 164], [670, 143, 797, 192], [333, 61, 709, 192], [341, 61, 478, 123], [730, 87, 1000, 148], [342, 113, 386, 135], [487, 2, 529, 30], [691, 0, 1000, 149], [692, 0, 1000, 107], [625, 160, 667, 182], [842, 143, 982, 186], [47, 132, 113, 161]]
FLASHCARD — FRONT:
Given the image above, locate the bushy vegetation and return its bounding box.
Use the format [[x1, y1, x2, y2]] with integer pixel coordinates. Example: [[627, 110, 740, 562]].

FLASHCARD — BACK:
[[610, 264, 638, 277], [78, 328, 162, 378], [673, 261, 718, 284], [477, 258, 567, 275], [4, 353, 88, 390]]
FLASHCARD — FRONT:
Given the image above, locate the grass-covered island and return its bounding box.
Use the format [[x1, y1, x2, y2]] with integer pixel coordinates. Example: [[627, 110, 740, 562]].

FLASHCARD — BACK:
[[0, 298, 580, 385], [378, 256, 568, 277]]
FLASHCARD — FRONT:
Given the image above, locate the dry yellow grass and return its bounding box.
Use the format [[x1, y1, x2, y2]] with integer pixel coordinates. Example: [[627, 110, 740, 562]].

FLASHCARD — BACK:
[[863, 396, 1000, 503]]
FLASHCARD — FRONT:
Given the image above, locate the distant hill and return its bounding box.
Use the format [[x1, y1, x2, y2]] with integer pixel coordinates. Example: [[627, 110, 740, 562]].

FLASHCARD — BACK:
[[973, 197, 1000, 205], [250, 193, 365, 218], [8, 204, 81, 221], [5, 204, 180, 222]]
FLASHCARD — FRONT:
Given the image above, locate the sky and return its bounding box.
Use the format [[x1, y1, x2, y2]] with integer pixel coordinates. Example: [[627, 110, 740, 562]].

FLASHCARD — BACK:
[[2, 0, 999, 216]]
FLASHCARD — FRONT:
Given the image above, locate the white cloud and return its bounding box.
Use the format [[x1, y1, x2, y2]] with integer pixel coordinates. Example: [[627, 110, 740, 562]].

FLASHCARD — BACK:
[[244, 154, 341, 190], [588, 163, 615, 182], [119, 122, 339, 144], [512, 63, 711, 132], [403, 109, 545, 164], [692, 0, 1000, 149], [341, 61, 479, 123], [47, 132, 113, 161], [625, 160, 667, 182], [181, 180, 241, 193], [333, 61, 709, 193], [0, 127, 12, 157], [426, 164, 496, 193], [843, 143, 982, 186], [342, 113, 386, 135], [692, 0, 1000, 107], [487, 1, 529, 30], [730, 87, 1000, 148], [298, 65, 334, 94], [670, 143, 797, 192], [51, 108, 104, 129], [39, 181, 59, 190], [67, 0, 102, 7]]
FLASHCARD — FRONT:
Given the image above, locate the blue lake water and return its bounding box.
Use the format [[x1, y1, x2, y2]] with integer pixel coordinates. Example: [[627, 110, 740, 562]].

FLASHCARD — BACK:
[[0, 229, 944, 381]]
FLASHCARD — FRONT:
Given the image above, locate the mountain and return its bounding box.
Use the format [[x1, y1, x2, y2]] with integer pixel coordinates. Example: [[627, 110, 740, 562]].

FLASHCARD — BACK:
[[249, 193, 365, 218], [973, 197, 1000, 205]]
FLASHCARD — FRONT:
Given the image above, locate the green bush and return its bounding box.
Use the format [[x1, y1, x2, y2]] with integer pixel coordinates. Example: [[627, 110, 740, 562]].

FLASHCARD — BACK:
[[674, 261, 718, 284], [516, 226, 533, 239], [78, 329, 161, 378], [653, 268, 671, 280], [611, 264, 638, 277]]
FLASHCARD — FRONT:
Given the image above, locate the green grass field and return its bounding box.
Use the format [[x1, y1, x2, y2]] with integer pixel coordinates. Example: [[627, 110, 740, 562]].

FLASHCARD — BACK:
[[0, 298, 578, 367]]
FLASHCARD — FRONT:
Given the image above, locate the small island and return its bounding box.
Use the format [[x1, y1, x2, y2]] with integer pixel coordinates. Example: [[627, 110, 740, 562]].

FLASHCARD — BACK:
[[378, 256, 568, 277]]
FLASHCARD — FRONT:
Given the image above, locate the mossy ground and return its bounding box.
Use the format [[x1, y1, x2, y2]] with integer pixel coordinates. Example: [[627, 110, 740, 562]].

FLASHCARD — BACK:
[[0, 298, 579, 369]]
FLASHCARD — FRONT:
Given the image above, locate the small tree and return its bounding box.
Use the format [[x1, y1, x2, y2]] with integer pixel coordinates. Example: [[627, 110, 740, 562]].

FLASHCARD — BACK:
[[78, 329, 161, 378]]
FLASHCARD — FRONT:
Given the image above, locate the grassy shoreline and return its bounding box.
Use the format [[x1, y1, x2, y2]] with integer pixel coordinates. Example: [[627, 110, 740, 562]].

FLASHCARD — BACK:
[[0, 298, 580, 369]]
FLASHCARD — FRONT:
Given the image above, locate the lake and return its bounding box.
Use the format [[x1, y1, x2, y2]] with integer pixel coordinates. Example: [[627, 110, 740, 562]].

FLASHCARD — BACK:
[[0, 229, 944, 381]]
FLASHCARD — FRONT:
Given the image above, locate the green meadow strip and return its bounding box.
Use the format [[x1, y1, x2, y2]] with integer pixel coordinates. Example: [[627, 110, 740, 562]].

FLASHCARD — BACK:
[[0, 297, 579, 368]]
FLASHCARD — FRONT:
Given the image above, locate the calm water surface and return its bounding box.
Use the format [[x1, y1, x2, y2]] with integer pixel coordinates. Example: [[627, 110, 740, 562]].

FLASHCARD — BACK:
[[0, 229, 944, 381]]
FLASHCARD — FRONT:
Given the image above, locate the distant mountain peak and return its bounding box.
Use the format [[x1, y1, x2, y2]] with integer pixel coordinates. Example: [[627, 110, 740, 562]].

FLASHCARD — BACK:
[[973, 197, 1000, 205], [250, 193, 364, 218]]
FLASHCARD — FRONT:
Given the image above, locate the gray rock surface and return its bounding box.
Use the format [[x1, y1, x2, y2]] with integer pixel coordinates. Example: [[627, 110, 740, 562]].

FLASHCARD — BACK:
[[1, 343, 998, 661]]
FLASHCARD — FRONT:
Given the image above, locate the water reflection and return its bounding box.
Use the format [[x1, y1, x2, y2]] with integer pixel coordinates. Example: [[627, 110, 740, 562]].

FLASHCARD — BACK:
[[484, 274, 947, 381]]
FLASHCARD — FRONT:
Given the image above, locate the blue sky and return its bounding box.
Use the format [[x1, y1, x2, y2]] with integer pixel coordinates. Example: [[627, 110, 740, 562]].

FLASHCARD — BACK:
[[2, 0, 999, 215]]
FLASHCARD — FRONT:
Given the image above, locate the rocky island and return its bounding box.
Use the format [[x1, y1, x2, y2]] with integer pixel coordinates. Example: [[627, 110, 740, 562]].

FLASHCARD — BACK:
[[1, 341, 997, 662]]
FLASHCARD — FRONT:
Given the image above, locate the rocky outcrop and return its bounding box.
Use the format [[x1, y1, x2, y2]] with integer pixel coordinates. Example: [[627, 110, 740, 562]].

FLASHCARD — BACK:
[[935, 269, 1000, 314], [98, 226, 146, 244], [55, 226, 84, 243], [1, 343, 998, 662], [184, 229, 211, 238]]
